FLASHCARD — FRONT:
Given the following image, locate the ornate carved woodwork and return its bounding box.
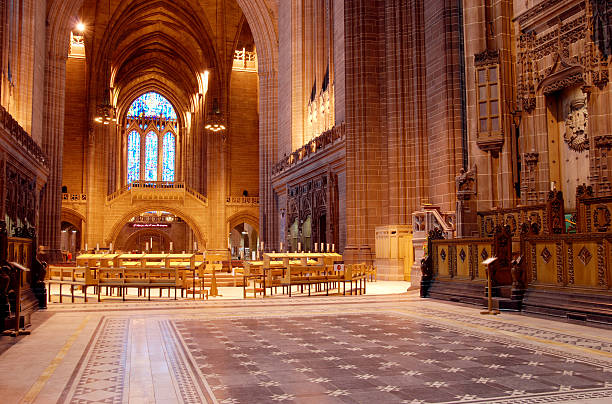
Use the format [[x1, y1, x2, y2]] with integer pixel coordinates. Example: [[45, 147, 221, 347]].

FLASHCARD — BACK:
[[564, 98, 589, 152], [491, 225, 513, 287], [420, 228, 445, 298], [546, 190, 566, 235], [576, 184, 612, 233], [286, 174, 336, 251], [4, 164, 37, 237], [456, 166, 478, 238], [522, 152, 540, 204]]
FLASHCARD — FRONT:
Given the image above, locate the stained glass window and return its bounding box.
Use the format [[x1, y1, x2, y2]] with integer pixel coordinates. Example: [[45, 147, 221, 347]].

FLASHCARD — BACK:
[[127, 92, 177, 120], [144, 132, 158, 181], [162, 133, 176, 182], [127, 131, 140, 184]]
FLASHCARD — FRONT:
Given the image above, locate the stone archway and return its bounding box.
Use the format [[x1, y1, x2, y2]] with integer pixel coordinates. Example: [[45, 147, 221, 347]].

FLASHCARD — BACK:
[[43, 0, 278, 258], [106, 205, 207, 250]]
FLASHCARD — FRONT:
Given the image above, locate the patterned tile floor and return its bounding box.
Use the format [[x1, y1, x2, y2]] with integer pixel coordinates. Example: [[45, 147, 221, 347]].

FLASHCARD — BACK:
[[1, 291, 612, 404]]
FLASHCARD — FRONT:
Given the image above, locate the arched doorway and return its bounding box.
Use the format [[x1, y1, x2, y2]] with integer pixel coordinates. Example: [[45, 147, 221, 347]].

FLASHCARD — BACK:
[[113, 211, 199, 253], [60, 221, 81, 260], [229, 223, 259, 259]]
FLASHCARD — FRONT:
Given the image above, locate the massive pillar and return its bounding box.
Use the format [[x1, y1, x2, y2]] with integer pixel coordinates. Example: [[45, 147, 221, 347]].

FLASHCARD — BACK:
[[259, 70, 278, 250], [39, 50, 66, 262]]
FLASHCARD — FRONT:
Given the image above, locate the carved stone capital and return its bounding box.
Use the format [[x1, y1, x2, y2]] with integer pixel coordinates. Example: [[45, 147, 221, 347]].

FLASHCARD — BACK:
[[477, 137, 504, 156], [474, 49, 499, 67]]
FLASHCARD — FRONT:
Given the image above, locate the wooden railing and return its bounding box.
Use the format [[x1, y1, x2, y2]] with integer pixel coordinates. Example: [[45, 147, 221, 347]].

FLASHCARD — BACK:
[[0, 105, 48, 167], [524, 233, 612, 291], [478, 204, 548, 238], [272, 123, 346, 176]]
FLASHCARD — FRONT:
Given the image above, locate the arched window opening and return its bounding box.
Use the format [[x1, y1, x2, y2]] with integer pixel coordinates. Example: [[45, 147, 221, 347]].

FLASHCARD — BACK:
[[124, 92, 178, 184], [144, 132, 158, 181], [162, 133, 176, 182], [127, 131, 141, 184]]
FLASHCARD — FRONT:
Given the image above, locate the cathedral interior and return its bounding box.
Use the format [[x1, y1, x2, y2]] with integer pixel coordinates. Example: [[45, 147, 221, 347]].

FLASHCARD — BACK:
[[1, 0, 612, 403]]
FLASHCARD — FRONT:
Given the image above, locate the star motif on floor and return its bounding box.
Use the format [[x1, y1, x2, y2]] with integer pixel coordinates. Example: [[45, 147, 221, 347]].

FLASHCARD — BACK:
[[471, 377, 494, 384], [307, 377, 330, 383], [377, 385, 400, 392], [402, 370, 423, 376], [257, 381, 281, 387], [326, 389, 350, 396], [455, 394, 478, 401], [425, 381, 449, 388], [355, 374, 378, 380], [337, 364, 357, 369], [270, 393, 295, 401]]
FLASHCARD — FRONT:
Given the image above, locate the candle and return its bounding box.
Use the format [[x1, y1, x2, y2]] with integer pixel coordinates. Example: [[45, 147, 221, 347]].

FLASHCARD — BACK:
[[327, 243, 330, 252], [550, 181, 555, 191], [146, 242, 149, 251], [320, 243, 324, 252], [85, 243, 88, 252], [332, 244, 335, 252], [194, 241, 197, 252], [314, 243, 318, 252], [150, 237, 153, 251], [170, 242, 173, 251], [280, 242, 283, 251], [298, 242, 301, 252], [96, 243, 99, 251], [260, 241, 264, 251], [110, 242, 113, 252]]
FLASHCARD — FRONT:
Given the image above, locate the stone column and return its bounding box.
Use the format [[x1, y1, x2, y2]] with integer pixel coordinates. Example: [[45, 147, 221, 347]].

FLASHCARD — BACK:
[[259, 70, 278, 251], [39, 51, 66, 263], [343, 0, 385, 263]]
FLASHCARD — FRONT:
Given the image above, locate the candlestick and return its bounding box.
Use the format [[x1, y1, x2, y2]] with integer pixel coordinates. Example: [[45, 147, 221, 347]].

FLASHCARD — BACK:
[[320, 243, 324, 252], [96, 243, 99, 251], [109, 242, 113, 252], [146, 242, 149, 251]]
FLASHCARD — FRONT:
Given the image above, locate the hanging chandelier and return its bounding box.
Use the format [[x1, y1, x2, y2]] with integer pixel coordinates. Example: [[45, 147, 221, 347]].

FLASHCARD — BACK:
[[205, 98, 226, 132], [94, 104, 117, 125]]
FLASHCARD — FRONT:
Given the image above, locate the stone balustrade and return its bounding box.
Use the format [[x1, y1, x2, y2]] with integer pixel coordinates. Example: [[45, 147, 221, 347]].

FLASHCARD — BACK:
[[226, 196, 260, 206], [106, 181, 208, 205], [62, 193, 87, 203]]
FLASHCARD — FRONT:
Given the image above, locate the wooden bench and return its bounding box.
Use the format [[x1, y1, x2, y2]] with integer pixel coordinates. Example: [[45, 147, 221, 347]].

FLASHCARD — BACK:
[[97, 267, 185, 301], [47, 266, 98, 302], [340, 264, 367, 295]]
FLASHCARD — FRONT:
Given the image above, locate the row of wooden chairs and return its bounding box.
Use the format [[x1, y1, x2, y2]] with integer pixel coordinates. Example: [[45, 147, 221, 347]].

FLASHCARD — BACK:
[[242, 263, 375, 298], [47, 265, 217, 302]]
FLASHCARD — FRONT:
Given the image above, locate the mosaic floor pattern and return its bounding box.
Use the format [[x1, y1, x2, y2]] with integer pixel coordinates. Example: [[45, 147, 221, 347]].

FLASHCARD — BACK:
[[1, 294, 612, 404]]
